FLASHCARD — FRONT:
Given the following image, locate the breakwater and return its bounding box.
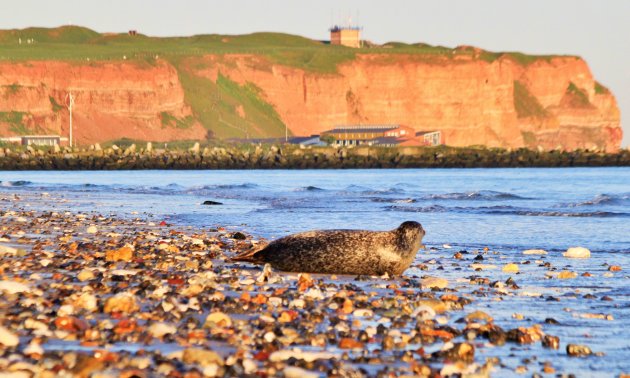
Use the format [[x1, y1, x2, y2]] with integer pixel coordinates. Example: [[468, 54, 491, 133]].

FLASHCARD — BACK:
[[1, 144, 629, 170]]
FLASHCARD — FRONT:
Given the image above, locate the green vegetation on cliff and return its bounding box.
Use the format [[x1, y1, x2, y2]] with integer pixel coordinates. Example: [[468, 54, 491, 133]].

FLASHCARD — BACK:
[[513, 80, 547, 118], [0, 26, 567, 73]]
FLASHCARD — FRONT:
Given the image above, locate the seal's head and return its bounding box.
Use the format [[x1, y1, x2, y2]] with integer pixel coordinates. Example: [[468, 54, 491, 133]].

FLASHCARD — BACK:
[[395, 221, 425, 255]]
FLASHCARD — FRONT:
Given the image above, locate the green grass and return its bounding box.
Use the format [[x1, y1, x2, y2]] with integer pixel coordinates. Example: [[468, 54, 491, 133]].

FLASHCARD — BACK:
[[513, 81, 547, 118], [172, 57, 288, 139], [565, 82, 592, 108], [594, 81, 610, 95], [49, 96, 64, 112], [0, 111, 29, 134], [0, 26, 565, 73], [3, 83, 22, 96], [160, 112, 194, 129]]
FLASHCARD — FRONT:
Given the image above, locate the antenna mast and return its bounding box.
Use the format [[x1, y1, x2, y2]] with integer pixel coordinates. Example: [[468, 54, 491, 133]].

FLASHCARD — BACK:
[[65, 93, 75, 148]]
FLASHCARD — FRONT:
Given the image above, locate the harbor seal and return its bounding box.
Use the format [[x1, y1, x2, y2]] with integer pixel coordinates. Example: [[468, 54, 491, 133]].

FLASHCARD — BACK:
[[231, 221, 425, 276]]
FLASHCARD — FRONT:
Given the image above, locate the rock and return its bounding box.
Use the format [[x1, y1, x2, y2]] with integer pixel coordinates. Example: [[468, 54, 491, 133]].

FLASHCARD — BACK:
[[543, 335, 560, 349], [105, 244, 134, 262], [557, 271, 578, 279], [567, 344, 592, 356], [182, 348, 224, 366], [0, 280, 30, 294], [608, 265, 622, 272], [0, 325, 19, 347], [269, 350, 337, 362], [421, 276, 449, 289], [77, 269, 95, 282], [231, 232, 247, 240], [283, 367, 319, 378], [204, 312, 232, 328], [339, 338, 364, 349], [523, 249, 547, 255], [202, 200, 223, 206], [563, 247, 591, 258], [104, 292, 139, 314], [75, 292, 98, 312], [436, 342, 475, 363], [86, 225, 98, 234], [0, 244, 24, 256], [148, 322, 177, 338], [502, 263, 519, 273], [466, 310, 493, 323]]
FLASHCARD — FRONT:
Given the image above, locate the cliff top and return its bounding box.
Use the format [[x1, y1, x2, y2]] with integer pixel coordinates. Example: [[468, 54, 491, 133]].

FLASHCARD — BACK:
[[0, 25, 575, 72]]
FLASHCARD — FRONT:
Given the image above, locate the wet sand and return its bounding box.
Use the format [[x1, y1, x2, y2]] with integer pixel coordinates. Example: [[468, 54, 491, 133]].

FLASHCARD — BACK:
[[0, 192, 627, 377]]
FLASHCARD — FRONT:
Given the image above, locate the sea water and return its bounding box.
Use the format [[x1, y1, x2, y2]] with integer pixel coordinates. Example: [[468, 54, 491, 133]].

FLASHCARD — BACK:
[[1, 167, 629, 375]]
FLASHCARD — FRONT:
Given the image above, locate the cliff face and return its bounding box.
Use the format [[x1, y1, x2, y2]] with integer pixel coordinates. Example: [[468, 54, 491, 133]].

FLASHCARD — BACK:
[[0, 61, 206, 144], [193, 54, 621, 151], [0, 54, 622, 151]]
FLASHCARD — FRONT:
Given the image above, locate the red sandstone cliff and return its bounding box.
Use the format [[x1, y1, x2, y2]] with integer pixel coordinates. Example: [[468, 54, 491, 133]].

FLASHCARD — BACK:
[[0, 54, 622, 151], [192, 54, 621, 151], [0, 60, 206, 145]]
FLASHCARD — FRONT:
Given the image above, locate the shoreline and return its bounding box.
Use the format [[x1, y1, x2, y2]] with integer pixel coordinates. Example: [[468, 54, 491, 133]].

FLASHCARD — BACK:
[[0, 193, 626, 376], [1, 144, 630, 170]]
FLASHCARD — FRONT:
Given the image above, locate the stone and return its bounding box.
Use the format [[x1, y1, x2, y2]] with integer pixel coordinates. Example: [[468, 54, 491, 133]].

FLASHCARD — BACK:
[[148, 322, 177, 338], [563, 247, 591, 258], [522, 249, 547, 255], [86, 225, 98, 234], [77, 269, 96, 282], [466, 310, 493, 323], [105, 244, 134, 262], [0, 325, 19, 347], [182, 348, 224, 366], [543, 335, 560, 349], [566, 344, 592, 356], [202, 200, 223, 205], [204, 312, 232, 328], [421, 276, 449, 289], [557, 271, 578, 279], [104, 292, 139, 314], [502, 263, 519, 273], [0, 280, 30, 294], [283, 367, 319, 378]]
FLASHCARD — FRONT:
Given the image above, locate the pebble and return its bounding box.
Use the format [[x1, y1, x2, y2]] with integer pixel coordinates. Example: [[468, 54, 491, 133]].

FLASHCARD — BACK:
[[502, 263, 519, 273], [182, 348, 224, 366], [0, 280, 30, 294], [103, 292, 139, 314], [77, 269, 96, 281], [557, 271, 578, 279], [204, 312, 232, 328], [523, 249, 547, 255], [148, 322, 177, 338], [421, 276, 449, 289], [105, 244, 134, 262], [284, 366, 319, 378], [563, 247, 591, 258], [87, 225, 98, 234], [567, 343, 592, 356], [0, 325, 19, 347]]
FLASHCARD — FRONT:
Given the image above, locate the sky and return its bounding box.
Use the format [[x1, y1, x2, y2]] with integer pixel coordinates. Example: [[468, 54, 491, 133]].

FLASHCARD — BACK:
[[2, 0, 628, 146]]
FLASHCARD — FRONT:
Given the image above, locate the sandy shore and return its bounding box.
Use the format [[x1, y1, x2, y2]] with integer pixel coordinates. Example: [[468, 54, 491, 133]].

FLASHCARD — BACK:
[[0, 193, 626, 377]]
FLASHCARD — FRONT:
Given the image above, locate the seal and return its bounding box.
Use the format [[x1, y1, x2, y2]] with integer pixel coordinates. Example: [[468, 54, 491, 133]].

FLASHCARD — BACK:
[[231, 221, 425, 276]]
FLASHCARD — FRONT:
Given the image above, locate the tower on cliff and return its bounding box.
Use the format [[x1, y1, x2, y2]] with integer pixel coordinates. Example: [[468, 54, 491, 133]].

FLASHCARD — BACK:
[[330, 17, 362, 48]]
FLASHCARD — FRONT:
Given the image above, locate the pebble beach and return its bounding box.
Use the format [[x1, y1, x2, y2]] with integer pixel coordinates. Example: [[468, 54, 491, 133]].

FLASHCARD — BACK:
[[1, 190, 628, 377]]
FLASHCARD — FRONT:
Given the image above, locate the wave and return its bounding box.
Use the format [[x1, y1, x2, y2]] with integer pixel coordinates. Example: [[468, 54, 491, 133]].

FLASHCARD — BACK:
[[0, 180, 32, 187], [422, 190, 529, 201], [563, 193, 630, 208], [295, 186, 326, 192], [370, 197, 417, 203], [387, 204, 629, 218]]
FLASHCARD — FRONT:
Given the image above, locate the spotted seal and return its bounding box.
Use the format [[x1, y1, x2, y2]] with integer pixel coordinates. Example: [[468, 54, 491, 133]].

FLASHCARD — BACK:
[[231, 221, 425, 275]]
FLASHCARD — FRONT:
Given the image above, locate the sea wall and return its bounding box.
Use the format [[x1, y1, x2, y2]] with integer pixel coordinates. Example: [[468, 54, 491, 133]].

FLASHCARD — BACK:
[[0, 145, 628, 170]]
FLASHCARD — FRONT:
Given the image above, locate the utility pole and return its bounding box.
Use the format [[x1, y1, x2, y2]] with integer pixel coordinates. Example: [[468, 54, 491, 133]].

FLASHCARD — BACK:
[[65, 93, 75, 148]]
